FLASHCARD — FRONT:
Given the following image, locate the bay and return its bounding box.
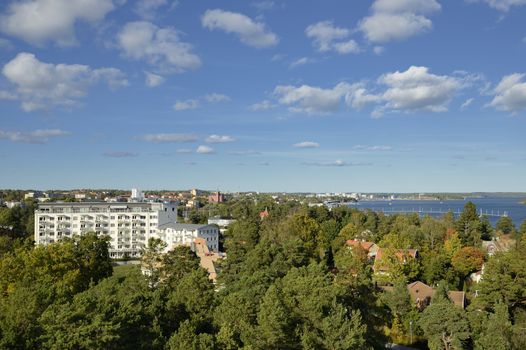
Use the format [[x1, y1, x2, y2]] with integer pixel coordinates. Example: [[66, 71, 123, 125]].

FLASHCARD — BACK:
[[349, 197, 526, 227]]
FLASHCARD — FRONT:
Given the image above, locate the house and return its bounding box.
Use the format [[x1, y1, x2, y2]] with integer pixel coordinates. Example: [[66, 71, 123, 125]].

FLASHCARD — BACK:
[[208, 192, 225, 204], [373, 248, 419, 275], [259, 208, 269, 220], [482, 238, 513, 256], [346, 239, 379, 258], [157, 223, 219, 253], [407, 281, 466, 309]]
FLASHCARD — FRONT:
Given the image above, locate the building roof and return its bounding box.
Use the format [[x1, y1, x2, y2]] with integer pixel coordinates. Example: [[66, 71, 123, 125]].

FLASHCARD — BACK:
[[158, 223, 216, 231], [346, 239, 377, 251], [406, 281, 465, 308]]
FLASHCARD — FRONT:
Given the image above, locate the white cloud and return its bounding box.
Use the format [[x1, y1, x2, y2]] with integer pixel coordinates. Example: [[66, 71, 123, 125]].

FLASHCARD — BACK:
[[249, 99, 276, 111], [145, 71, 165, 87], [1, 52, 127, 112], [274, 82, 354, 114], [135, 0, 179, 19], [374, 66, 462, 115], [373, 46, 385, 55], [489, 73, 526, 113], [204, 93, 230, 103], [141, 133, 197, 142], [0, 129, 69, 143], [196, 145, 215, 154], [253, 1, 275, 11], [305, 21, 360, 55], [270, 66, 470, 117], [460, 98, 474, 110], [117, 21, 201, 73], [470, 0, 526, 12], [353, 145, 392, 151], [359, 0, 441, 43], [173, 99, 199, 111], [201, 9, 278, 48], [103, 151, 138, 158], [0, 0, 116, 46], [289, 57, 312, 69], [293, 141, 320, 148], [206, 135, 235, 143]]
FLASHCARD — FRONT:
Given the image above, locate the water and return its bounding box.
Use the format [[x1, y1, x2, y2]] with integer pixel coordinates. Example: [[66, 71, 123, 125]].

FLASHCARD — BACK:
[[349, 197, 526, 227]]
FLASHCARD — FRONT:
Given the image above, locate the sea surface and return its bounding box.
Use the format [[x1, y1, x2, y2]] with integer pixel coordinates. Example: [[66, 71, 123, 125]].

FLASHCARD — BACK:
[[349, 197, 526, 227]]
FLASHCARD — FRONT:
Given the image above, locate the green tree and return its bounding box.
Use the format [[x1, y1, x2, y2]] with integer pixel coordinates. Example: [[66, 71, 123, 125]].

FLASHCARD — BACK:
[[474, 302, 512, 350], [496, 216, 515, 236], [455, 202, 481, 246], [451, 246, 485, 279], [420, 283, 471, 350]]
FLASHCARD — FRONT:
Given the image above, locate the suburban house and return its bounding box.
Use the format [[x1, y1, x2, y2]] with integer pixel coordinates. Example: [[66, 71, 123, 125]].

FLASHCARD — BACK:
[[482, 238, 514, 256], [407, 281, 466, 309], [346, 239, 379, 259]]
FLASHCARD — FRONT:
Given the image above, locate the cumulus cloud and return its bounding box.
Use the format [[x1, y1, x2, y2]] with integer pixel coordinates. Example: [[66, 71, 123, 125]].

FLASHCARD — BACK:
[[0, 0, 116, 46], [141, 133, 198, 142], [0, 129, 69, 143], [373, 66, 462, 115], [173, 99, 199, 111], [1, 52, 127, 112], [489, 73, 526, 113], [103, 151, 138, 158], [469, 0, 526, 12], [206, 134, 235, 143], [270, 66, 471, 117], [196, 145, 215, 154], [248, 100, 276, 111], [135, 0, 179, 19], [204, 93, 230, 103], [293, 141, 320, 148], [145, 71, 165, 87], [274, 82, 355, 114], [201, 9, 278, 48], [117, 21, 201, 73], [359, 0, 441, 43], [305, 21, 360, 54]]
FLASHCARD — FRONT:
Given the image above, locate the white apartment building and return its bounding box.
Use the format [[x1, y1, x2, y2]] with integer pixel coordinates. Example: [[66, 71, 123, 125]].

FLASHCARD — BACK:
[[35, 201, 178, 259], [156, 223, 219, 253]]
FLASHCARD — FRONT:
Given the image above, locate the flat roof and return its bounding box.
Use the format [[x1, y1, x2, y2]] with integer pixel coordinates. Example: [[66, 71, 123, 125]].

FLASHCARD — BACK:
[[158, 223, 216, 230]]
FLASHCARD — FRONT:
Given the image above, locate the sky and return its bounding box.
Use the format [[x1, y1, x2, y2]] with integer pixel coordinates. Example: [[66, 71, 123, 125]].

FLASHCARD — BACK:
[[0, 0, 525, 193]]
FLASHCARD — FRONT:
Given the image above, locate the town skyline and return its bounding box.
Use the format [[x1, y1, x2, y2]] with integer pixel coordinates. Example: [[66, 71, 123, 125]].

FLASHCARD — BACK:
[[1, 0, 525, 192]]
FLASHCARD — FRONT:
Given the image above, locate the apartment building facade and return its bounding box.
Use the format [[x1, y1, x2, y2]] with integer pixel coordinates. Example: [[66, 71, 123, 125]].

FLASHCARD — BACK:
[[34, 201, 178, 258], [156, 223, 220, 253]]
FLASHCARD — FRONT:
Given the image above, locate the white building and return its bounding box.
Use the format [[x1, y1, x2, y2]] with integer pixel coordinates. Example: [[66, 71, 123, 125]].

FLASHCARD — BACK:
[[156, 223, 219, 253], [34, 201, 178, 258], [131, 188, 143, 201]]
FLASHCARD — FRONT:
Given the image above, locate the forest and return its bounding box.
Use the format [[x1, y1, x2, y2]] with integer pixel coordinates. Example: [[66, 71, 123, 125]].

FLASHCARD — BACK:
[[1, 196, 526, 349]]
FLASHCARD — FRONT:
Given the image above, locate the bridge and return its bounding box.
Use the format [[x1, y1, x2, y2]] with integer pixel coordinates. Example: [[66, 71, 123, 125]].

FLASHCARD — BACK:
[[356, 207, 508, 218]]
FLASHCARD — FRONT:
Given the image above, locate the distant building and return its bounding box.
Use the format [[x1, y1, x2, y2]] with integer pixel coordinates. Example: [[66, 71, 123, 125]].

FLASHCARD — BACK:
[[25, 191, 43, 200], [5, 201, 21, 208], [208, 191, 225, 204], [131, 188, 144, 201], [34, 201, 178, 259], [208, 216, 235, 228], [157, 223, 219, 253]]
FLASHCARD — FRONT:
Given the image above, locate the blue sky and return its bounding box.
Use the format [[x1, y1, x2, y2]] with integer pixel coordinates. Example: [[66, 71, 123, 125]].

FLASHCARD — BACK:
[[0, 0, 525, 193]]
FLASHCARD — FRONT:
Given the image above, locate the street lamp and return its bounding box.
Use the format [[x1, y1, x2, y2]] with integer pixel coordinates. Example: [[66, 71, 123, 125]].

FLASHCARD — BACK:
[[410, 320, 413, 344]]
